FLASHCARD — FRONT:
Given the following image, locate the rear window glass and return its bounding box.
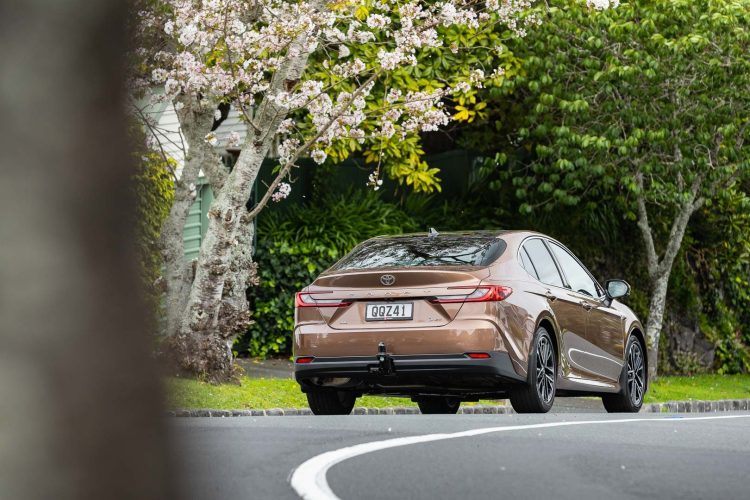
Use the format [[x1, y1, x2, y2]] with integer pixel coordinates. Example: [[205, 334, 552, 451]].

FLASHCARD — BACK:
[[329, 236, 507, 271]]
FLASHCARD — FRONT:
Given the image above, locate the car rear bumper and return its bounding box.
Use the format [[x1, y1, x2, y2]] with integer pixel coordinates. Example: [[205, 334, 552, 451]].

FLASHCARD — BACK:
[[294, 351, 524, 392], [294, 318, 506, 357]]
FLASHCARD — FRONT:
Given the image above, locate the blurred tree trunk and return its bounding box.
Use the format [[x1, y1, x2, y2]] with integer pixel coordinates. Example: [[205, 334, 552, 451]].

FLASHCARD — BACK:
[[0, 1, 175, 500]]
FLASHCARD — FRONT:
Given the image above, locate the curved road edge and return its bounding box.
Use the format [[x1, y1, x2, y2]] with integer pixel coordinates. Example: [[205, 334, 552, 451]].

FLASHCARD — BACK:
[[289, 414, 750, 500], [167, 398, 750, 417]]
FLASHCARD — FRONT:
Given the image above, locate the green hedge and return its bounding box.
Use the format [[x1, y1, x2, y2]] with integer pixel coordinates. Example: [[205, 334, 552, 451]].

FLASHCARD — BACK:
[[236, 191, 420, 358]]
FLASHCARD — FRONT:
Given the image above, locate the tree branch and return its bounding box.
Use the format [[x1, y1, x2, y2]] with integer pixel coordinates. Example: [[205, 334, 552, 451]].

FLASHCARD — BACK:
[[195, 140, 228, 193], [131, 103, 178, 181], [657, 173, 703, 276], [635, 172, 659, 280], [246, 70, 380, 221]]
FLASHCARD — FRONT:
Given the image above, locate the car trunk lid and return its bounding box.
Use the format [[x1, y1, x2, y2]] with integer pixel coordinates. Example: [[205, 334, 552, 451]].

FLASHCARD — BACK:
[[306, 268, 489, 330]]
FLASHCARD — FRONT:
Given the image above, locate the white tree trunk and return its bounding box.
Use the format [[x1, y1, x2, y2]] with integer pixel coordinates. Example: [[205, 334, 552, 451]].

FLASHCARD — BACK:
[[644, 273, 670, 377], [156, 92, 261, 378], [160, 95, 216, 338], [635, 173, 702, 380], [172, 32, 317, 379], [175, 138, 276, 376]]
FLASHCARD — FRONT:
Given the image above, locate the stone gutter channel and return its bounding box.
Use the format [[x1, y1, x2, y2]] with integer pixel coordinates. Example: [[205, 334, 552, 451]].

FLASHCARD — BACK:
[[168, 399, 750, 417]]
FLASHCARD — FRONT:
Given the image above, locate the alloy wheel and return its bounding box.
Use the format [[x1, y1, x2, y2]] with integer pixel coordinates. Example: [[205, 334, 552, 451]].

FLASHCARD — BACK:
[[626, 341, 645, 405], [535, 334, 555, 404]]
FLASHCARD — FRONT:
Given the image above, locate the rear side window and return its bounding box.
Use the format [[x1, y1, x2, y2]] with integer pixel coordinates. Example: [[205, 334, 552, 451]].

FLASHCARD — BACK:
[[518, 247, 539, 279], [329, 236, 507, 271], [522, 239, 564, 287], [548, 242, 600, 297]]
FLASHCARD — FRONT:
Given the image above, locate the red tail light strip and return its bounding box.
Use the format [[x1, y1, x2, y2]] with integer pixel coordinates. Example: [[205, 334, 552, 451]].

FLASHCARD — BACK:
[[295, 356, 315, 364], [295, 291, 352, 308], [466, 352, 492, 359], [429, 285, 513, 304]]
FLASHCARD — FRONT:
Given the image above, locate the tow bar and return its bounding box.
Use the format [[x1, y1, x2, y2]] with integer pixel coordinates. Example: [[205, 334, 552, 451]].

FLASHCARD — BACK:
[[371, 341, 395, 375]]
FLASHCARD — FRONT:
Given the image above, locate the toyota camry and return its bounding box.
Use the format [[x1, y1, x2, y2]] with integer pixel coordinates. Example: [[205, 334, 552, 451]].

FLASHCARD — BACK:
[[293, 230, 647, 415]]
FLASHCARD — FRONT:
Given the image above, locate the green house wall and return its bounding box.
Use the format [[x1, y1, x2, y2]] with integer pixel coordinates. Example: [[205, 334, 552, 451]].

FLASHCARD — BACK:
[[183, 182, 214, 262]]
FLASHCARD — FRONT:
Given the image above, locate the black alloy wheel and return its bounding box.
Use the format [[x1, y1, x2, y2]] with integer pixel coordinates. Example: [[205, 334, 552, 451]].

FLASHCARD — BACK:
[[602, 336, 646, 413], [510, 327, 556, 413]]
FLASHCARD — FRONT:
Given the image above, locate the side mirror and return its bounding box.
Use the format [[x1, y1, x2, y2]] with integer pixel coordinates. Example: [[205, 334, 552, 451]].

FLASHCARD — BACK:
[[605, 279, 630, 299]]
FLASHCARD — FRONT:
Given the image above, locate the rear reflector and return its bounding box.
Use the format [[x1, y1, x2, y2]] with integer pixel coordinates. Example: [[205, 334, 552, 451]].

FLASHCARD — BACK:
[[430, 285, 513, 304], [295, 291, 352, 308], [295, 356, 315, 364], [466, 352, 491, 359]]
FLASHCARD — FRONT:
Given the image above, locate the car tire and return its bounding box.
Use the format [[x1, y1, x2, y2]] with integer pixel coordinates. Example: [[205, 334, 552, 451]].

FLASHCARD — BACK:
[[306, 390, 356, 415], [416, 397, 461, 414], [602, 336, 646, 413], [509, 326, 556, 414]]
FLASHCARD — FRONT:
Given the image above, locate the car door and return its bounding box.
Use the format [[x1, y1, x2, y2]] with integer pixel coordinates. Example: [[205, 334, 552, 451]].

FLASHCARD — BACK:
[[520, 238, 590, 381], [547, 242, 624, 383]]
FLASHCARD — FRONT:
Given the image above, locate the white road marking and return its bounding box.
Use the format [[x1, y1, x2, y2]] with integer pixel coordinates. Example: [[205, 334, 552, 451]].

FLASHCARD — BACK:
[[289, 414, 750, 500]]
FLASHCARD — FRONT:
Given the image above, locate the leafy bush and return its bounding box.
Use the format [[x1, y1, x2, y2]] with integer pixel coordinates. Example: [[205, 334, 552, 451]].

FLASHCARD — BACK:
[[701, 304, 750, 375], [236, 190, 419, 358], [131, 136, 175, 326]]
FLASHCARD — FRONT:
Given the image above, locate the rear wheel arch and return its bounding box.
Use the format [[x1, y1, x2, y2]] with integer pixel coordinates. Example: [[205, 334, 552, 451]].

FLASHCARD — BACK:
[[536, 316, 560, 368], [628, 327, 648, 389]]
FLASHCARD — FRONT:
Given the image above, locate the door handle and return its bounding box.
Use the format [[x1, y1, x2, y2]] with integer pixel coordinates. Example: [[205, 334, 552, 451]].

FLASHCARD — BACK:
[[580, 301, 594, 311], [545, 290, 556, 302]]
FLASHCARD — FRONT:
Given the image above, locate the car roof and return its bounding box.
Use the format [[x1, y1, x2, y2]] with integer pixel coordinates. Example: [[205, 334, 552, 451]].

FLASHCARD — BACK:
[[367, 229, 543, 242]]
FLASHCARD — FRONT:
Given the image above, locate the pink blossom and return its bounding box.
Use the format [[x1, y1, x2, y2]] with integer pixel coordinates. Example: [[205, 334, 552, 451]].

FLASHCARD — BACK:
[[132, 0, 535, 191], [311, 149, 327, 164], [271, 182, 292, 202]]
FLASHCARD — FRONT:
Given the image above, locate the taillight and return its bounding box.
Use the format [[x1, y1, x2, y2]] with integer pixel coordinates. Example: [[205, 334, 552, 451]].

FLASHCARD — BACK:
[[295, 356, 315, 364], [430, 285, 512, 304], [295, 291, 352, 308]]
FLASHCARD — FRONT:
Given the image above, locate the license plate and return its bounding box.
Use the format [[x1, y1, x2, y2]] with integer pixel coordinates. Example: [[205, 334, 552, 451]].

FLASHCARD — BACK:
[[365, 303, 413, 321]]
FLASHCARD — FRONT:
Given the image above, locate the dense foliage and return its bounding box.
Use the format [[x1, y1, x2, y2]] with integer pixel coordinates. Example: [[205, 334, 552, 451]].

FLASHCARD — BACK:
[[460, 0, 750, 374], [691, 182, 750, 373], [480, 0, 750, 214], [131, 136, 175, 325]]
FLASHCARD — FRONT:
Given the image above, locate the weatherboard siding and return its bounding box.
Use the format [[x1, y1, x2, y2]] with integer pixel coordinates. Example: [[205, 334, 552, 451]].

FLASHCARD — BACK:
[[183, 183, 214, 262]]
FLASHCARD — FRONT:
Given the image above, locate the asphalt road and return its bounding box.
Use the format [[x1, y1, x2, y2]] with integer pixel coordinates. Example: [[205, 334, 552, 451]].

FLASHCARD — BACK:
[[170, 410, 750, 500]]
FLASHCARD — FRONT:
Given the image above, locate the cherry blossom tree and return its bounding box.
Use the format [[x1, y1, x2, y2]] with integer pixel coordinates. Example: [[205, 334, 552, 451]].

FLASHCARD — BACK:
[[131, 0, 538, 380]]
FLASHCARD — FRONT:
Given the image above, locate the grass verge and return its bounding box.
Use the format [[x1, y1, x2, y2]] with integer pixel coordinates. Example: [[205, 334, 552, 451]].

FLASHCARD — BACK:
[[643, 373, 750, 403], [166, 374, 750, 410], [166, 377, 416, 409]]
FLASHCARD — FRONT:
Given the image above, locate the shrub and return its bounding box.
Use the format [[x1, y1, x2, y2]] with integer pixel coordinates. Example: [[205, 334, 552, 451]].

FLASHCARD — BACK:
[[701, 304, 750, 375], [131, 137, 175, 327], [236, 190, 419, 358]]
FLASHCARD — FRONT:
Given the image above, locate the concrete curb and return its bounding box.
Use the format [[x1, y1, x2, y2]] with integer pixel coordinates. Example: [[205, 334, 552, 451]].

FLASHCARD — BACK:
[[167, 399, 750, 417]]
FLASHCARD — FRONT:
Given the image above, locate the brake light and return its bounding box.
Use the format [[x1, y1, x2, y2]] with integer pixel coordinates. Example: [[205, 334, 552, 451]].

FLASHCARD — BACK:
[[430, 285, 512, 304], [295, 291, 352, 308], [466, 352, 491, 359], [295, 356, 314, 364]]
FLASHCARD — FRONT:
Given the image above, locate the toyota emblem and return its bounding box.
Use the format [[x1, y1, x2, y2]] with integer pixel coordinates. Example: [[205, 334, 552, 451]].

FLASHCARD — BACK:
[[380, 274, 396, 286]]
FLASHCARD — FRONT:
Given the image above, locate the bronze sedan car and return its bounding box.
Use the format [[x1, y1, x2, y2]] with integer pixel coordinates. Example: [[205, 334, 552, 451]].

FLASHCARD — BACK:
[[293, 230, 647, 415]]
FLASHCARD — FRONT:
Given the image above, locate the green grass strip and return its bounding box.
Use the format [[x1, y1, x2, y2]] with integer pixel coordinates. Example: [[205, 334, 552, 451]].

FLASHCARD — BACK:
[[166, 374, 750, 410]]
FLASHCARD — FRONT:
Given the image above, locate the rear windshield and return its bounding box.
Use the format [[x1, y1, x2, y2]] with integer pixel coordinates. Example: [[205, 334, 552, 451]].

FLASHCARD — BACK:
[[329, 236, 507, 272]]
